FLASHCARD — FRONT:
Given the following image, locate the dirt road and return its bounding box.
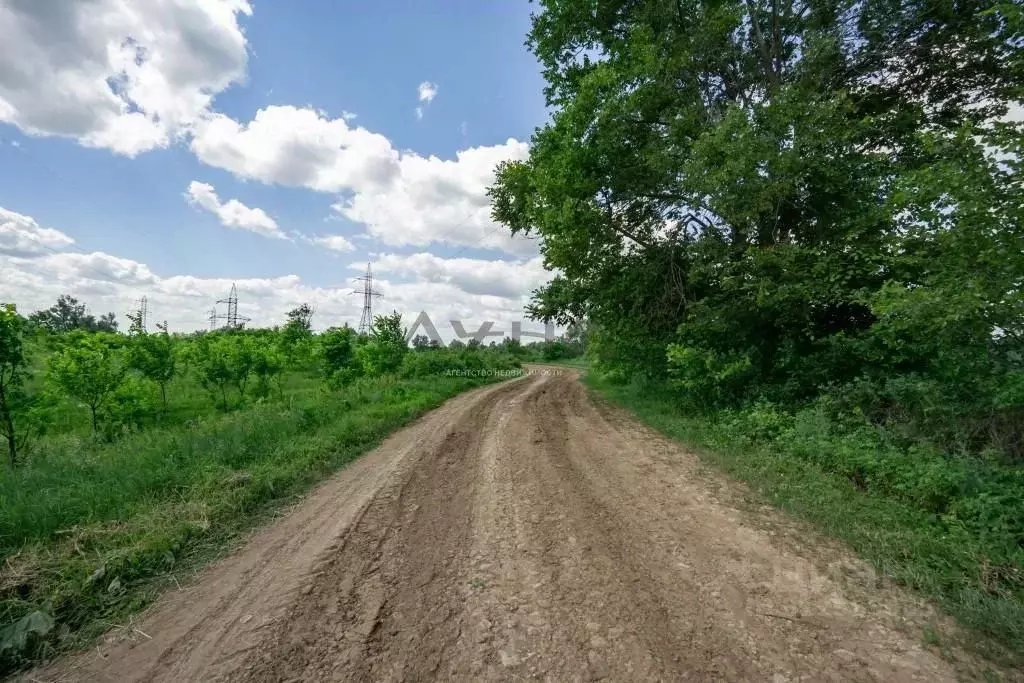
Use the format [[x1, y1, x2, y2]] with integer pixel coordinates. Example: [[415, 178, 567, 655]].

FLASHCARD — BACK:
[[36, 369, 974, 681]]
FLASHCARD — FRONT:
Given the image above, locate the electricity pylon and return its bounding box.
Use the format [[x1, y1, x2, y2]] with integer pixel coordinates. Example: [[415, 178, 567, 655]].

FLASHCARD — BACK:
[[353, 263, 382, 334]]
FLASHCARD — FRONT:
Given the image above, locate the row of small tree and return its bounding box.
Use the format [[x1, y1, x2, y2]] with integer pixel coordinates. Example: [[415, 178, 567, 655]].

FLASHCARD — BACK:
[[2, 295, 544, 467], [1, 299, 468, 466]]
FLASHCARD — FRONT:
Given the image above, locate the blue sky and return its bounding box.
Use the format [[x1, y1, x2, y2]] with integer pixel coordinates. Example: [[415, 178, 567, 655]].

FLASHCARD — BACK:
[[0, 0, 552, 335]]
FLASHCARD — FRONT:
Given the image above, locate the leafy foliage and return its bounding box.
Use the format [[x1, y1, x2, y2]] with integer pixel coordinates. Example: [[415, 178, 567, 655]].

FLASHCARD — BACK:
[[251, 342, 285, 399], [126, 327, 176, 410], [29, 295, 118, 334], [0, 611, 53, 665], [356, 312, 408, 376], [490, 0, 1024, 459], [281, 303, 315, 368], [48, 333, 126, 436], [319, 324, 361, 387], [187, 333, 257, 411], [0, 305, 34, 466]]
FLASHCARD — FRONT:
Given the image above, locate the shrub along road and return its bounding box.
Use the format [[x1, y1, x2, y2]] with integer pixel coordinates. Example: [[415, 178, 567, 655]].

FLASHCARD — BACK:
[[32, 370, 1007, 681]]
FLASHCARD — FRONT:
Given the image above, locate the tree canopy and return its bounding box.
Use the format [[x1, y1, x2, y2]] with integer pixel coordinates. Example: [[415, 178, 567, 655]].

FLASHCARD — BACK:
[[29, 295, 118, 334], [490, 0, 1024, 457]]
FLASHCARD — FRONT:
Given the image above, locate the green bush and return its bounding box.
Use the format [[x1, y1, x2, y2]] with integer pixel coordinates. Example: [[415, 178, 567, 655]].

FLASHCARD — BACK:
[[667, 344, 753, 410], [356, 312, 407, 376], [400, 347, 520, 378], [95, 375, 159, 440]]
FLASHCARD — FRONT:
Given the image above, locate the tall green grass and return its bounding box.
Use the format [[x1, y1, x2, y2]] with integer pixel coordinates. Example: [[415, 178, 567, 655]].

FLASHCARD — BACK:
[[0, 372, 504, 673], [586, 372, 1023, 665]]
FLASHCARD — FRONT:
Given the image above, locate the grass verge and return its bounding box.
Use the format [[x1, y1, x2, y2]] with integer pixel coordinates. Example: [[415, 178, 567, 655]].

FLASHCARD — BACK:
[[0, 373, 504, 674], [585, 372, 1023, 666], [528, 357, 589, 370]]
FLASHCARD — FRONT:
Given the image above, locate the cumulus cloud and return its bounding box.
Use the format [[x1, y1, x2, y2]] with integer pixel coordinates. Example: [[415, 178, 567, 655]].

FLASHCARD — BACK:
[[2, 250, 539, 335], [312, 234, 356, 252], [2, 249, 351, 330], [0, 207, 75, 257], [191, 106, 400, 193], [0, 4, 550, 334], [1, 207, 545, 335], [335, 139, 535, 255], [0, 0, 251, 156], [0, 1, 532, 257], [189, 105, 533, 254], [367, 252, 550, 299], [185, 181, 284, 238]]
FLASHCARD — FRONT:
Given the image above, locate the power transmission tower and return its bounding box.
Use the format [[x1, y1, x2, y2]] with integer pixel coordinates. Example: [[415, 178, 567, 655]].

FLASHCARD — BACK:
[[211, 283, 251, 330], [129, 296, 149, 334], [353, 263, 382, 334]]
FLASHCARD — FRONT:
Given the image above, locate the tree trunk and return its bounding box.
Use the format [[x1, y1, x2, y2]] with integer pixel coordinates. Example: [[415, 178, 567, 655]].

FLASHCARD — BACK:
[[90, 404, 98, 437], [4, 431, 14, 468], [0, 384, 15, 468], [160, 382, 168, 411]]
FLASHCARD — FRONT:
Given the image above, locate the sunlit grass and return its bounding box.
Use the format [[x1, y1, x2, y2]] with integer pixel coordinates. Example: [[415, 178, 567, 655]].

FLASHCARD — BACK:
[[0, 371, 504, 672]]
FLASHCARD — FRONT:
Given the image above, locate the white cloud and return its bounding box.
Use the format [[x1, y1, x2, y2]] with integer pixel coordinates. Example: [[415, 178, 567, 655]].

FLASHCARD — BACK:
[[335, 139, 536, 255], [418, 82, 438, 103], [415, 81, 437, 120], [191, 106, 400, 193], [0, 207, 75, 257], [312, 234, 356, 252], [189, 105, 533, 254], [2, 249, 350, 330], [366, 252, 550, 299], [0, 0, 251, 156], [2, 249, 539, 335], [1, 206, 547, 335], [185, 181, 284, 238], [0, 0, 532, 256]]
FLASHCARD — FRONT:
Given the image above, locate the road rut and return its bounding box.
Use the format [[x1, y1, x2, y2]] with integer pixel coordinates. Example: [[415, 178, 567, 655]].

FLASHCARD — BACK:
[[35, 369, 977, 681]]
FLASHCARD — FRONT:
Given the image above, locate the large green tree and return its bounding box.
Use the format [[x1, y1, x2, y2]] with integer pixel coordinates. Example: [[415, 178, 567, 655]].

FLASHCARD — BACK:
[[30, 295, 118, 334], [491, 0, 1023, 452]]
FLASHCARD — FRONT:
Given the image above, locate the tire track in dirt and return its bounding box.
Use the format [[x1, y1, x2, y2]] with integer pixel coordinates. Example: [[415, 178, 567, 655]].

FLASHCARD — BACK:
[[30, 377, 529, 683], [31, 368, 1004, 682]]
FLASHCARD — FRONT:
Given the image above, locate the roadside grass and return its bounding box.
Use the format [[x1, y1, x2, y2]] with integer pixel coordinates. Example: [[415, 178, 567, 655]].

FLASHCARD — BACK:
[[529, 356, 589, 370], [0, 372, 506, 674], [585, 373, 1024, 666]]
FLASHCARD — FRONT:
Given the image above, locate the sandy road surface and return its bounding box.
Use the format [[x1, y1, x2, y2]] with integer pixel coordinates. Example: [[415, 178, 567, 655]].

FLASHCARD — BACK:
[[34, 369, 976, 682]]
